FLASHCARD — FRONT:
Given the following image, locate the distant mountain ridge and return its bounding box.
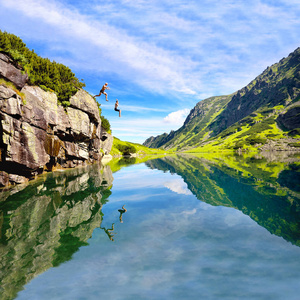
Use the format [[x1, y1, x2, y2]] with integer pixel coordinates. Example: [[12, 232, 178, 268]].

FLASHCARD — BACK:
[[144, 47, 300, 151]]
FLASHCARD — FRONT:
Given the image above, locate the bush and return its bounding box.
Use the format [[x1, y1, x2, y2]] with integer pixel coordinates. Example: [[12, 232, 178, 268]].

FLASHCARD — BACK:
[[245, 136, 267, 145], [100, 115, 111, 132], [61, 100, 71, 107], [240, 116, 256, 126], [117, 144, 137, 155], [232, 140, 245, 150], [0, 30, 85, 106], [219, 124, 241, 139], [259, 108, 274, 115]]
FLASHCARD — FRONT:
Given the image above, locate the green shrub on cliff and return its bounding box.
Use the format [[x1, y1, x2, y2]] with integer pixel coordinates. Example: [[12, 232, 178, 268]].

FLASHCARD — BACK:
[[0, 30, 85, 105], [100, 115, 111, 133]]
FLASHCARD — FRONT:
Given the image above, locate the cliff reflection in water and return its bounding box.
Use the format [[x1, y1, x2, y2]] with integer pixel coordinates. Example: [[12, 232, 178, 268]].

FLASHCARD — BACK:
[[145, 152, 300, 247], [0, 163, 113, 300]]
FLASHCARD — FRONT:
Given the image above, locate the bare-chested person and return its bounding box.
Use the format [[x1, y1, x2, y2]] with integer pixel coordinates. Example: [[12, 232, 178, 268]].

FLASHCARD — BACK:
[[94, 83, 110, 101]]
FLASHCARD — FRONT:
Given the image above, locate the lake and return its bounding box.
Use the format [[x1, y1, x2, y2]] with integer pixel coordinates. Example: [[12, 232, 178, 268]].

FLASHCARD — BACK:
[[0, 153, 300, 300]]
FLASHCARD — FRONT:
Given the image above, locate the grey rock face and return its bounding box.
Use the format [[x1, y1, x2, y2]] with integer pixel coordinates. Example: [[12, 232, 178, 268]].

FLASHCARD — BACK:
[[0, 53, 28, 89], [0, 85, 113, 187], [277, 103, 300, 130]]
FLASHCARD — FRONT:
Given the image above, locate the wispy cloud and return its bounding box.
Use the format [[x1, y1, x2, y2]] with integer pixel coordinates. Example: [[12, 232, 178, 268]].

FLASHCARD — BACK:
[[0, 0, 203, 96], [2, 0, 299, 100], [1, 0, 299, 143]]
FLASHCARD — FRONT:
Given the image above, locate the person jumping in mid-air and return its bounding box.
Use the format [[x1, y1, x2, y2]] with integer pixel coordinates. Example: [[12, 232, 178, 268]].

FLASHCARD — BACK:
[[114, 99, 121, 117], [94, 83, 110, 101]]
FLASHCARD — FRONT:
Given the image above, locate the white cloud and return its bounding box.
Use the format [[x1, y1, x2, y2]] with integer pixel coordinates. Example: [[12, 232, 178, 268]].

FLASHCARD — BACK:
[[181, 208, 197, 215], [163, 109, 190, 125], [164, 179, 192, 195]]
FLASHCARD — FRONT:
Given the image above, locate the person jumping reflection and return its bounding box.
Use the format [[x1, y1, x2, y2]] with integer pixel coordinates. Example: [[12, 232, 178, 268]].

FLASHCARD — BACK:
[[100, 223, 116, 241], [118, 205, 127, 223]]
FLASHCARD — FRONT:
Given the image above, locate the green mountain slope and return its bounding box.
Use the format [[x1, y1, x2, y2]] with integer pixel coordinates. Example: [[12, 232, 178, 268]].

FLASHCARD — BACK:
[[144, 95, 233, 150], [144, 47, 300, 152]]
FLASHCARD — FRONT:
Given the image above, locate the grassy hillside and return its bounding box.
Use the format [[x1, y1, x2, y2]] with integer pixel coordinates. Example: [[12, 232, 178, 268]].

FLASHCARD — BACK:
[[144, 95, 233, 151], [111, 137, 171, 157], [187, 105, 300, 153], [144, 47, 300, 153]]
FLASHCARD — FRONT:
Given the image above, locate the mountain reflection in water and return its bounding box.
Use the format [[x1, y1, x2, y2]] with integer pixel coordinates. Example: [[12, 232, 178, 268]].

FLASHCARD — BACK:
[[145, 152, 300, 246]]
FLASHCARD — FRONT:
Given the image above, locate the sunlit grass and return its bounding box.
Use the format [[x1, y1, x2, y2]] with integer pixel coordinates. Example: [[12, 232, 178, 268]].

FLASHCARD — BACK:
[[0, 78, 25, 102], [111, 137, 171, 157]]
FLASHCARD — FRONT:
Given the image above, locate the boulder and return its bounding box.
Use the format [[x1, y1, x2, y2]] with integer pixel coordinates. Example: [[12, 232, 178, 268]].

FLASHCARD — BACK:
[[64, 141, 89, 160], [100, 127, 113, 155], [0, 171, 9, 187], [277, 104, 300, 130], [23, 86, 72, 134], [70, 89, 100, 124], [44, 135, 64, 157], [8, 174, 28, 184], [1, 113, 50, 169]]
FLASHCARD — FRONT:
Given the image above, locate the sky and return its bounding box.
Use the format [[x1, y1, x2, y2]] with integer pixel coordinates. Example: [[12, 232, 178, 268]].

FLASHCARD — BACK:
[[0, 0, 299, 144]]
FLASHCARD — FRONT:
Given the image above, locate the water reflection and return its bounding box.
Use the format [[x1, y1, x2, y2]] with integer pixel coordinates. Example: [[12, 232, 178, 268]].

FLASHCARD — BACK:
[[1, 153, 300, 299], [100, 223, 116, 241], [145, 152, 300, 246], [0, 163, 113, 300], [118, 205, 127, 223]]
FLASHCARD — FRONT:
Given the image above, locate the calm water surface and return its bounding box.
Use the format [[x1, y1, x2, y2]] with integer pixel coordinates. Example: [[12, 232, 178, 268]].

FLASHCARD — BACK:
[[1, 154, 300, 300]]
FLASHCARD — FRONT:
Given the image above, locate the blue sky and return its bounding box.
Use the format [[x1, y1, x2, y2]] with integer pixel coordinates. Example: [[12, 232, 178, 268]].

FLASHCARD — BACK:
[[0, 0, 299, 144]]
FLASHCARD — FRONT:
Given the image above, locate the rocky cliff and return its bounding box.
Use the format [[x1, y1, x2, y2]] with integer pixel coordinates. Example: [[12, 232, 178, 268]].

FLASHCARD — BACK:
[[0, 53, 113, 187]]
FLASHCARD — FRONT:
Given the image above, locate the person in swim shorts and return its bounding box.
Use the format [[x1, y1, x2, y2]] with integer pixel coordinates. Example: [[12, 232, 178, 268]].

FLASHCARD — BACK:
[[94, 83, 110, 101]]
